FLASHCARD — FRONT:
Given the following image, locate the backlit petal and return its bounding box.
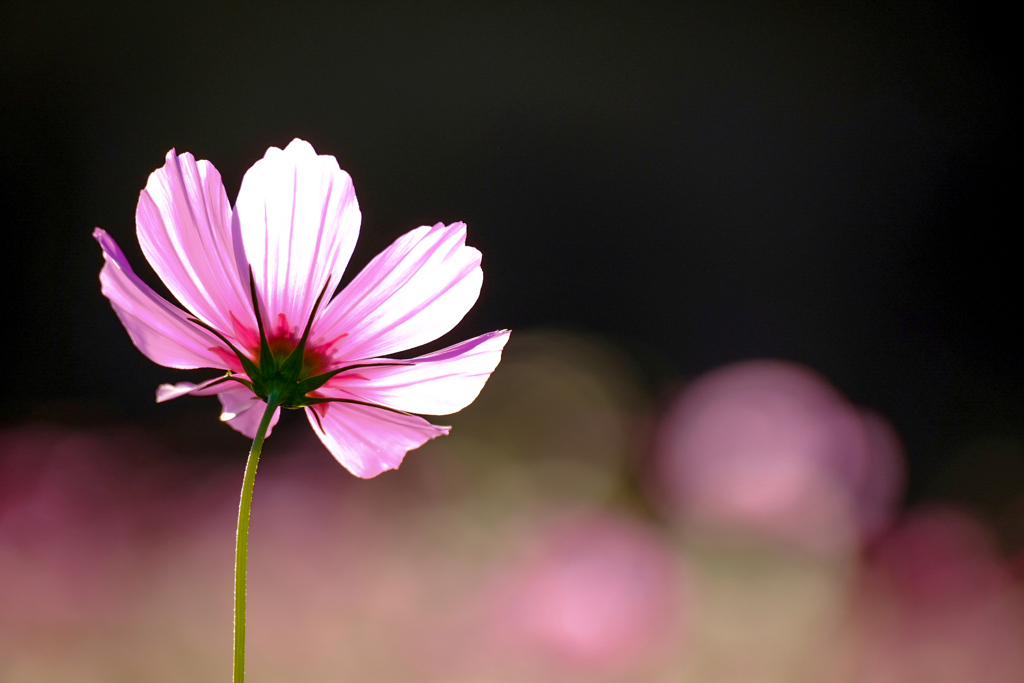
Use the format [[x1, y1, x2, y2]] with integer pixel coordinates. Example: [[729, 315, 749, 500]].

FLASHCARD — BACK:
[[157, 379, 220, 402], [306, 403, 449, 478], [313, 222, 482, 359], [217, 384, 281, 438], [322, 330, 510, 415], [156, 375, 251, 402], [94, 228, 228, 369], [154, 378, 277, 437], [234, 139, 360, 333], [135, 150, 253, 336]]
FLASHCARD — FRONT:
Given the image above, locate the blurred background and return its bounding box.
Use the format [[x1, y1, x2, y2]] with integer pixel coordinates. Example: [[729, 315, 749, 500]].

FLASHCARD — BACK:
[[1, 2, 1020, 681]]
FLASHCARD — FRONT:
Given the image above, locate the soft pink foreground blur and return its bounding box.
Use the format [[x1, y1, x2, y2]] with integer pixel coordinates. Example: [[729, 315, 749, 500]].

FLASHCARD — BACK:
[[3, 335, 1022, 682]]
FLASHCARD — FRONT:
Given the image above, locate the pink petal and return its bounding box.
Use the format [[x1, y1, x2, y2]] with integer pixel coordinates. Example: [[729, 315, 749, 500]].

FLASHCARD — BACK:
[[312, 222, 482, 359], [156, 375, 249, 402], [155, 379, 278, 437], [217, 384, 281, 438], [135, 150, 254, 337], [234, 139, 360, 334], [306, 403, 449, 478], [157, 380, 217, 402], [321, 330, 510, 415], [94, 228, 229, 369]]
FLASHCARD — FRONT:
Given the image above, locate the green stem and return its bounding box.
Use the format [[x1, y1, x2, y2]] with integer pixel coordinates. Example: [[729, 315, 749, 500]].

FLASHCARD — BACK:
[[234, 393, 280, 683]]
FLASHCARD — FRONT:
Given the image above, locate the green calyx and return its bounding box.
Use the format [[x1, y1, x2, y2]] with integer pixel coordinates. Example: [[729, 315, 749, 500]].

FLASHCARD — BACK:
[[243, 270, 335, 409]]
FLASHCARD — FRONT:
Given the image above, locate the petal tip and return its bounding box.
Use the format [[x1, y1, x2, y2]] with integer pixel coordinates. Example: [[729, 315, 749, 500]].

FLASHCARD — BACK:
[[284, 138, 315, 153]]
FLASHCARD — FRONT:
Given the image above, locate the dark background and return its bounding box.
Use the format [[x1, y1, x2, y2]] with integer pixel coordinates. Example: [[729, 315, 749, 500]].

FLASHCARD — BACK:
[[1, 3, 1018, 514]]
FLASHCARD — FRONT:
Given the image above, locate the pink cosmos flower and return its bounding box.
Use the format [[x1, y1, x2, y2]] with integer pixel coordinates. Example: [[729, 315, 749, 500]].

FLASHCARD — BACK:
[[94, 139, 508, 477]]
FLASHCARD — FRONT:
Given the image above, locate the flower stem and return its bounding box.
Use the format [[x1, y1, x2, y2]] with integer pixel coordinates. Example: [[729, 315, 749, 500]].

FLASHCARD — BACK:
[[234, 393, 280, 683]]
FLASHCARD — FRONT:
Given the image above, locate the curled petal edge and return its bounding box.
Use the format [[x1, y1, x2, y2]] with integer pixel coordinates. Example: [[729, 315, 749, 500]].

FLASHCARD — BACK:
[[94, 228, 229, 369]]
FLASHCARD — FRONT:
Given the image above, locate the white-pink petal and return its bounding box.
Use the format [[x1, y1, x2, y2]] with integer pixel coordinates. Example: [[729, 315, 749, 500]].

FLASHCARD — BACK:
[[156, 375, 248, 402], [217, 384, 281, 438], [155, 378, 277, 437], [234, 139, 360, 333], [306, 403, 449, 478], [94, 228, 229, 369], [323, 330, 510, 415], [313, 222, 483, 360], [156, 380, 211, 402], [135, 150, 253, 336]]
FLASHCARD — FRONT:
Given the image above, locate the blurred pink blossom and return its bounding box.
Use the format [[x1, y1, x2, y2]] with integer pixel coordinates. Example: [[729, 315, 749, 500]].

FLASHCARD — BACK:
[[95, 139, 508, 477], [846, 507, 1024, 682], [485, 512, 689, 679], [651, 360, 905, 554]]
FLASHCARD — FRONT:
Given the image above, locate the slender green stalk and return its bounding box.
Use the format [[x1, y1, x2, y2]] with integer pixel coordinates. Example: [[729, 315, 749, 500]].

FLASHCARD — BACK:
[[234, 393, 280, 683]]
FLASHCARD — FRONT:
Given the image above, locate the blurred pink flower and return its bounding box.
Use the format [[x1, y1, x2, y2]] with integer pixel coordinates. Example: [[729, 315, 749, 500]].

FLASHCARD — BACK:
[[486, 513, 688, 678], [651, 360, 905, 554], [94, 139, 508, 477], [846, 508, 1024, 682]]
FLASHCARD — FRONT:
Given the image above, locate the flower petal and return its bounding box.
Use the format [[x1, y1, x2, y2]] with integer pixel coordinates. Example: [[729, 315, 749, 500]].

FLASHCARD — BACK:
[[156, 378, 223, 402], [306, 403, 449, 478], [313, 222, 482, 359], [155, 374, 251, 402], [234, 139, 360, 334], [135, 149, 253, 336], [94, 228, 228, 369], [154, 378, 276, 436], [322, 330, 510, 415], [217, 384, 281, 438]]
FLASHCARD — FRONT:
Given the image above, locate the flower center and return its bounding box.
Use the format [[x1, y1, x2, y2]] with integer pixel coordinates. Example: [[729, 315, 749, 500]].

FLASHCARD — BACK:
[[192, 275, 349, 411], [257, 313, 331, 378], [243, 313, 338, 409]]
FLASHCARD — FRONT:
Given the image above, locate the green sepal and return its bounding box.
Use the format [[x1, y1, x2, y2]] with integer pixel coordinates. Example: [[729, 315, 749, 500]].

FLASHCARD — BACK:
[[194, 372, 256, 394], [225, 373, 255, 393], [294, 361, 413, 396], [278, 278, 332, 379], [302, 395, 415, 417], [248, 268, 277, 373]]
